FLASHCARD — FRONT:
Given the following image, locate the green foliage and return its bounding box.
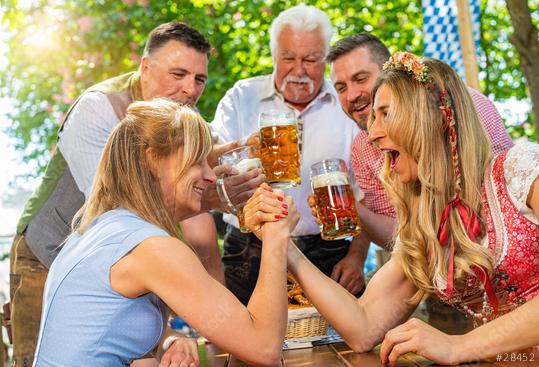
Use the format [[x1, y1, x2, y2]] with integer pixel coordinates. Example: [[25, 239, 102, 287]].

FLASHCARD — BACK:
[[0, 0, 536, 174], [506, 112, 536, 141], [480, 0, 528, 100]]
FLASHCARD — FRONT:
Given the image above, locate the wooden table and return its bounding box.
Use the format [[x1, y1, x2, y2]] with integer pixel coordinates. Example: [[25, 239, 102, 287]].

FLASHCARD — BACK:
[[201, 342, 515, 366]]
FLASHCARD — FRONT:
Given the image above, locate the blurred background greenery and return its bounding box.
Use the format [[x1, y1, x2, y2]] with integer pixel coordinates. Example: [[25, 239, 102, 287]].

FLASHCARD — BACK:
[[1, 0, 537, 175]]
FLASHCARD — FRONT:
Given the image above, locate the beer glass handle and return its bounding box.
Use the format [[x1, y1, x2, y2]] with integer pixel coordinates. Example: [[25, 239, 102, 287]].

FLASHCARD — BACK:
[[350, 176, 365, 202], [216, 175, 237, 214]]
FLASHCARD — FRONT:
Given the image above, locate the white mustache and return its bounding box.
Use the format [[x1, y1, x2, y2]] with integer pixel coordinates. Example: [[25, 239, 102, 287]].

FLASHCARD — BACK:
[[280, 75, 314, 94]]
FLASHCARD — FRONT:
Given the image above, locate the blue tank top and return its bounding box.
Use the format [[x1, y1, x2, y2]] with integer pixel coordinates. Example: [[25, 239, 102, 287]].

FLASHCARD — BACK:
[[33, 208, 169, 366]]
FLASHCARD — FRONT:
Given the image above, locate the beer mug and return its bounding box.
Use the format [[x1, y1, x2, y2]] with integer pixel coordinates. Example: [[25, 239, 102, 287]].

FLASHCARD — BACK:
[[217, 146, 262, 233], [310, 159, 361, 240], [258, 111, 301, 189]]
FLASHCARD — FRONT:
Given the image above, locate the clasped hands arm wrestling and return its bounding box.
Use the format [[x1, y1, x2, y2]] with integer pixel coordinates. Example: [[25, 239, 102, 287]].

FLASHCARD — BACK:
[[243, 183, 539, 367], [160, 123, 539, 367]]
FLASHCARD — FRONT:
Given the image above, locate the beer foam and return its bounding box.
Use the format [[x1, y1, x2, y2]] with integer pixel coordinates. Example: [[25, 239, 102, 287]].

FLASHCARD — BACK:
[[312, 171, 349, 189], [259, 114, 296, 128], [234, 158, 262, 174]]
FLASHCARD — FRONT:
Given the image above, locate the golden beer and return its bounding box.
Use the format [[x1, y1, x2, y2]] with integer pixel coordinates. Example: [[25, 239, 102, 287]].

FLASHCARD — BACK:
[[236, 209, 247, 233], [311, 161, 361, 240], [259, 112, 301, 189]]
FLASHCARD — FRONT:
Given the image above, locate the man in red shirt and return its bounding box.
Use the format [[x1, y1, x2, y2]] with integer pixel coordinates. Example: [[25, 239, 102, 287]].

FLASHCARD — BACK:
[[325, 33, 513, 296]]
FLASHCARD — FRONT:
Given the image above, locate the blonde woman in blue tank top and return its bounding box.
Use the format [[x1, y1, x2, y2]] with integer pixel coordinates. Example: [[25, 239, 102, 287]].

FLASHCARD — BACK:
[[33, 98, 297, 367]]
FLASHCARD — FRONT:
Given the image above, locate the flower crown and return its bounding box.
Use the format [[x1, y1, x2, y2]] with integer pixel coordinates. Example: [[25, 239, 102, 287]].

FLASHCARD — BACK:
[[382, 51, 432, 84]]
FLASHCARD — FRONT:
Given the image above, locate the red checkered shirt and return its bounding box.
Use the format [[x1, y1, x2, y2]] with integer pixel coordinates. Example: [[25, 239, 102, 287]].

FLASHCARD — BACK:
[[351, 87, 514, 218]]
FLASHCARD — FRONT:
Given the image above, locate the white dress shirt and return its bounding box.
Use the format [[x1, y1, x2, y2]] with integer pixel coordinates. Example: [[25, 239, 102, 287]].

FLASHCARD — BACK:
[[57, 92, 119, 198], [212, 74, 359, 236]]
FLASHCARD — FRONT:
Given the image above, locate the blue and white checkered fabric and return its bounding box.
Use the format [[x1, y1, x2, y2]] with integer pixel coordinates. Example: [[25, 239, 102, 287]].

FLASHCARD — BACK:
[[422, 0, 481, 80]]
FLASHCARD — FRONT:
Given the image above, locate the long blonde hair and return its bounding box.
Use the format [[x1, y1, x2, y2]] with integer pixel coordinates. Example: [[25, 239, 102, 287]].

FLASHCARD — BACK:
[[373, 57, 494, 302], [73, 98, 213, 238]]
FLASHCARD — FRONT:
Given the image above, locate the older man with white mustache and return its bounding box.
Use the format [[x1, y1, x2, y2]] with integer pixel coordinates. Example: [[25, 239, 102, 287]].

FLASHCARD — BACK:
[[211, 4, 361, 305], [280, 75, 315, 99]]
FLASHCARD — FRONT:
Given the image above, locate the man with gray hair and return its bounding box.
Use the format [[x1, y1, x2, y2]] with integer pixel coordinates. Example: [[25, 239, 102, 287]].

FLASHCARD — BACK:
[[211, 4, 361, 304]]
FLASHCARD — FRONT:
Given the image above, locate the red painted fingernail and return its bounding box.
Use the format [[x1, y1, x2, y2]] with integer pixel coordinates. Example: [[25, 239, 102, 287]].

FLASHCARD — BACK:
[[274, 214, 281, 219], [277, 196, 284, 201], [281, 210, 288, 216], [282, 203, 288, 209]]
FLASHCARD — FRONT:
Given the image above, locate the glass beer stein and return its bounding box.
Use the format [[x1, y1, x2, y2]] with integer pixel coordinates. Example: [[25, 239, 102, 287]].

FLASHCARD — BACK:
[[217, 146, 262, 233], [258, 111, 301, 189], [310, 159, 361, 240]]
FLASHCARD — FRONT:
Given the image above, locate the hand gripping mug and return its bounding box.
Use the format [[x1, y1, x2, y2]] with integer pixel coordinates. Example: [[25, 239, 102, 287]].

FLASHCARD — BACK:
[[217, 146, 262, 233], [258, 111, 301, 189], [310, 158, 361, 240]]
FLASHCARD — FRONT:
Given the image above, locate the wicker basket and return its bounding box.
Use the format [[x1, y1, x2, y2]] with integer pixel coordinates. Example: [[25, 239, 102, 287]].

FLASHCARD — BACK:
[[286, 307, 329, 339]]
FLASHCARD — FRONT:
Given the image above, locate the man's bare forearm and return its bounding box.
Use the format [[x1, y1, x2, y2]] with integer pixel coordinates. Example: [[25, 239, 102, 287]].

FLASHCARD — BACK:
[[347, 231, 370, 262], [356, 203, 396, 249]]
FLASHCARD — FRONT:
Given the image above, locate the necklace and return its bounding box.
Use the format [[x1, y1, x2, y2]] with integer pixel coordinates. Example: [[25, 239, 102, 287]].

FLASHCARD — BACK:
[[461, 291, 494, 327]]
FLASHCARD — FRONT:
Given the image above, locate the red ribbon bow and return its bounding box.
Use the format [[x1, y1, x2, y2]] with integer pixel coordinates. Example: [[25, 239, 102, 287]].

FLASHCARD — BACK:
[[437, 197, 482, 247], [436, 197, 497, 314]]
